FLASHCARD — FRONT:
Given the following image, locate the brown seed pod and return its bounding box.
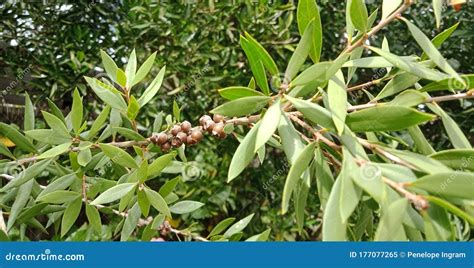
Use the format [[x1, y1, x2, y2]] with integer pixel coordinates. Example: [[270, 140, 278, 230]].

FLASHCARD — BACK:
[[170, 125, 181, 136], [190, 130, 203, 142], [186, 135, 197, 145], [212, 122, 225, 137], [176, 132, 188, 142], [181, 121, 192, 132], [161, 142, 171, 152], [150, 133, 159, 144], [218, 131, 227, 140], [171, 137, 183, 147], [213, 114, 224, 123], [199, 115, 212, 126], [156, 132, 168, 145], [204, 120, 215, 132]]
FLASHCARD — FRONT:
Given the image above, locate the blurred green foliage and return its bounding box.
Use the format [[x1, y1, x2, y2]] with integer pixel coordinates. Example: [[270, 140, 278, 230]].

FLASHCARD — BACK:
[[1, 0, 473, 240]]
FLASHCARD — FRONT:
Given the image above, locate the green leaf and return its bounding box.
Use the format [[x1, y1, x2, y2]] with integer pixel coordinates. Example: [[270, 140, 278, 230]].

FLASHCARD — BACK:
[[71, 88, 83, 134], [315, 147, 334, 209], [388, 90, 427, 107], [278, 114, 305, 164], [297, 0, 322, 63], [42, 111, 70, 138], [207, 217, 236, 238], [78, 148, 92, 167], [285, 95, 335, 129], [244, 32, 279, 77], [85, 204, 102, 234], [223, 213, 254, 238], [433, 0, 442, 29], [86, 105, 111, 140], [99, 143, 138, 169], [85, 77, 127, 111], [427, 103, 471, 149], [37, 190, 81, 204], [228, 122, 261, 182], [350, 0, 368, 32], [120, 202, 140, 241], [347, 106, 435, 132], [282, 142, 315, 214], [25, 129, 69, 145], [385, 148, 452, 174], [285, 20, 315, 81], [352, 162, 386, 204], [211, 96, 271, 117], [158, 177, 180, 197], [90, 183, 137, 205], [425, 195, 474, 225], [255, 99, 281, 150], [246, 229, 271, 241], [144, 188, 171, 217], [421, 23, 459, 60], [343, 56, 393, 68], [148, 153, 176, 179], [137, 190, 150, 217], [409, 172, 474, 199], [100, 50, 120, 82], [374, 199, 408, 241], [132, 51, 156, 87], [7, 180, 34, 231], [421, 74, 473, 92], [382, 0, 402, 20], [408, 126, 436, 155], [339, 149, 361, 223], [61, 196, 82, 237], [137, 66, 166, 107], [375, 72, 420, 100], [24, 93, 34, 131], [37, 174, 76, 200], [327, 70, 347, 135], [169, 200, 204, 214], [113, 127, 145, 141], [1, 159, 52, 191], [0, 123, 36, 153], [322, 176, 347, 241], [0, 143, 14, 159], [402, 18, 463, 84], [291, 61, 332, 86], [218, 86, 264, 100], [430, 149, 474, 171], [240, 35, 270, 95], [367, 46, 450, 81], [125, 49, 137, 89], [46, 98, 66, 124], [37, 142, 71, 159], [295, 175, 310, 233], [126, 96, 140, 121], [172, 100, 181, 121]]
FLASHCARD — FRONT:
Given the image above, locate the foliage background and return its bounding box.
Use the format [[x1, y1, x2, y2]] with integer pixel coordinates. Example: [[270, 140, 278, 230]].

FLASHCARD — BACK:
[[0, 0, 473, 240]]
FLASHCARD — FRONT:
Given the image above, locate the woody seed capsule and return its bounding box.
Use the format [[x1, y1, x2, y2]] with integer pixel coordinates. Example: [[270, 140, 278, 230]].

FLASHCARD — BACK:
[[176, 132, 188, 142], [170, 125, 181, 136], [181, 121, 192, 132], [213, 114, 224, 123], [161, 142, 171, 152]]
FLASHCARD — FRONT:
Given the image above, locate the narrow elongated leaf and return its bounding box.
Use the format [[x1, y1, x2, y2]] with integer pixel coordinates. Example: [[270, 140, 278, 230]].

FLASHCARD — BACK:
[[285, 20, 315, 81], [132, 51, 156, 87], [85, 77, 127, 110], [228, 122, 261, 182], [37, 142, 72, 159], [47, 98, 66, 124], [388, 90, 427, 107], [425, 195, 474, 225], [322, 177, 346, 241], [78, 148, 92, 167], [282, 142, 315, 214], [71, 88, 83, 134], [24, 93, 34, 131], [339, 150, 361, 222], [61, 196, 82, 237], [127, 96, 140, 121], [86, 105, 111, 140], [148, 153, 176, 179], [433, 0, 442, 29], [295, 175, 310, 232], [430, 149, 474, 171], [85, 204, 102, 234], [125, 49, 137, 89], [374, 199, 408, 241], [427, 103, 471, 149], [100, 50, 119, 82], [99, 143, 138, 169], [246, 229, 271, 241], [169, 201, 204, 214], [409, 172, 474, 199], [25, 129, 71, 145], [408, 126, 436, 155], [37, 190, 81, 204], [350, 0, 368, 32], [343, 56, 394, 68], [211, 96, 271, 117], [137, 66, 166, 107], [1, 159, 52, 191], [285, 96, 335, 129], [255, 99, 281, 150], [375, 72, 420, 100], [90, 183, 137, 205], [42, 111, 70, 137], [385, 148, 452, 174], [240, 36, 270, 95], [137, 190, 150, 217], [37, 174, 76, 199], [421, 23, 459, 60], [352, 162, 386, 204], [278, 114, 305, 164], [120, 202, 140, 241], [144, 188, 171, 217], [346, 106, 435, 132], [218, 86, 264, 100], [327, 70, 347, 135], [244, 33, 279, 77], [207, 217, 236, 238], [420, 74, 473, 92], [7, 180, 34, 231], [0, 123, 36, 152], [402, 18, 463, 84], [223, 213, 254, 238], [291, 61, 332, 86], [297, 0, 322, 63], [382, 0, 402, 20]]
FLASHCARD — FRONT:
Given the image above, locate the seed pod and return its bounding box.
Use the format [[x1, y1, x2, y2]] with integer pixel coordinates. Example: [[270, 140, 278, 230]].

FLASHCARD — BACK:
[[170, 125, 181, 136], [199, 115, 212, 126], [156, 132, 168, 145], [204, 120, 215, 132], [218, 131, 227, 140], [181, 121, 192, 132], [161, 142, 171, 152], [150, 133, 159, 144], [176, 132, 188, 142], [171, 137, 182, 147], [190, 130, 203, 142], [212, 122, 225, 137], [213, 114, 224, 123], [186, 135, 197, 145]]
